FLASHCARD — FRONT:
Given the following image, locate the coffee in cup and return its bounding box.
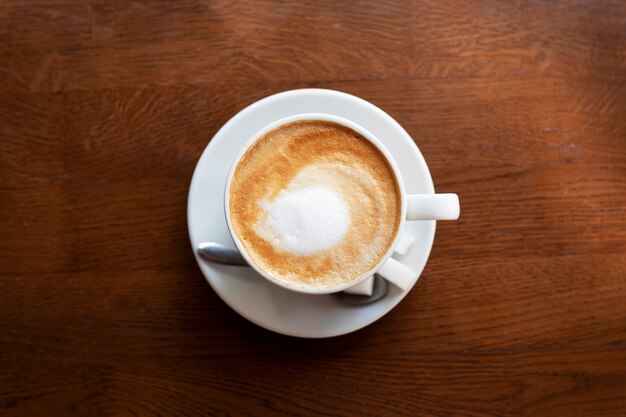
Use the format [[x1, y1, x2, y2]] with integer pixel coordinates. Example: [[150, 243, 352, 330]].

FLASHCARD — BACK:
[[228, 120, 402, 289]]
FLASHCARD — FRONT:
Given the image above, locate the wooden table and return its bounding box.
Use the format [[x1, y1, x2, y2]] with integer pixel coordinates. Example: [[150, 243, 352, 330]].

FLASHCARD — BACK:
[[2, 1, 625, 416]]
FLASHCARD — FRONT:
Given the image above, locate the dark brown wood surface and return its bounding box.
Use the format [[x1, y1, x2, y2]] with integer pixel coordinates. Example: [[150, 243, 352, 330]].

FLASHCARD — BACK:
[[2, 1, 626, 416]]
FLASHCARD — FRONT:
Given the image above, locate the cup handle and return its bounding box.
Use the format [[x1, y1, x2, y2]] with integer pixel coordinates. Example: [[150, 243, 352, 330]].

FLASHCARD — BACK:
[[377, 257, 416, 290], [375, 195, 459, 290], [406, 193, 460, 220]]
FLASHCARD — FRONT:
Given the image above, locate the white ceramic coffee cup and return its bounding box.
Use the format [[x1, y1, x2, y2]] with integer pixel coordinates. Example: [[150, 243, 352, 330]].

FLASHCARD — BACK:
[[224, 113, 460, 294]]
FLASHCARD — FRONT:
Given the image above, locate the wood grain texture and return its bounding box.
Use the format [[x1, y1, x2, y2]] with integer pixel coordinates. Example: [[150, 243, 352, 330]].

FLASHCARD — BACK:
[[1, 0, 625, 416]]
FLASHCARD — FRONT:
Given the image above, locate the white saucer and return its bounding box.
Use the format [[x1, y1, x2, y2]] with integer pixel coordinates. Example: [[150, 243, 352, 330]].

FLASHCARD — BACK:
[[187, 89, 436, 338]]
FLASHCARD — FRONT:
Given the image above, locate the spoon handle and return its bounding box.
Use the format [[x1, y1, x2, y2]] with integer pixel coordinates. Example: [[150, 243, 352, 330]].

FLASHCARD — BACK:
[[197, 242, 248, 266]]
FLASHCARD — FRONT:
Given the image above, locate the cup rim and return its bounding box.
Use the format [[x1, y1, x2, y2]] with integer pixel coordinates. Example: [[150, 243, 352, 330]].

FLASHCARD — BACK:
[[224, 113, 407, 294]]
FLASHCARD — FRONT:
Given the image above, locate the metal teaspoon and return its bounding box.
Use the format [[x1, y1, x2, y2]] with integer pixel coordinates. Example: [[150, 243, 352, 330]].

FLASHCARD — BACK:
[[197, 242, 389, 305]]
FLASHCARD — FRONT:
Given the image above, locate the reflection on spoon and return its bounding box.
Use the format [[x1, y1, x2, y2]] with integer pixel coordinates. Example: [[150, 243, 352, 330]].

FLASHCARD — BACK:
[[197, 242, 247, 265]]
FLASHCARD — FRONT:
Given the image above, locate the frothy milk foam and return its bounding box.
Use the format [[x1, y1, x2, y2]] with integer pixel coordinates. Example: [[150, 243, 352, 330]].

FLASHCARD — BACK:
[[257, 184, 350, 255], [229, 120, 401, 288]]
